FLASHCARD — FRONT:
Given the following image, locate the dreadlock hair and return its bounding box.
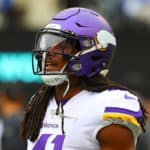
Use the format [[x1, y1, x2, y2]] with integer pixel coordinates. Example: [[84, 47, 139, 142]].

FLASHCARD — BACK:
[[20, 74, 148, 142], [20, 85, 55, 141]]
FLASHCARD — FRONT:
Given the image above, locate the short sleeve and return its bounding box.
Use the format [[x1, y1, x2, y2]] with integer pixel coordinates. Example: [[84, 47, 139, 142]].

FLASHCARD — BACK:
[[94, 90, 143, 143]]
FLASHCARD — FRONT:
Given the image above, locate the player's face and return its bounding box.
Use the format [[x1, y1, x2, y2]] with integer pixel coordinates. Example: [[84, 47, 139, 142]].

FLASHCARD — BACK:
[[45, 42, 75, 72]]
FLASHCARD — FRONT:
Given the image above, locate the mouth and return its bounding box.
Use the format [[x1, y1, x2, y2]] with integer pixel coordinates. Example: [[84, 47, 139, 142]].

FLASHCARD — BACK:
[[45, 62, 58, 71], [45, 62, 57, 66]]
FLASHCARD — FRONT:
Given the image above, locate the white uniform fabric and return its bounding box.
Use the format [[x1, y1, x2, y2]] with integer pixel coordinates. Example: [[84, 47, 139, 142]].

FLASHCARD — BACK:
[[27, 89, 142, 150]]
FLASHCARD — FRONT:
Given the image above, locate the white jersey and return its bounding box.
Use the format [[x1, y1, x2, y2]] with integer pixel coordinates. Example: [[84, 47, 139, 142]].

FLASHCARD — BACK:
[[27, 89, 142, 150]]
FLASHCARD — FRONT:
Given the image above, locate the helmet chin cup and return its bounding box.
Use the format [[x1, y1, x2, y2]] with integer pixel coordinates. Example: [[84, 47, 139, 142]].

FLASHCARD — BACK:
[[41, 74, 68, 86], [41, 62, 69, 86]]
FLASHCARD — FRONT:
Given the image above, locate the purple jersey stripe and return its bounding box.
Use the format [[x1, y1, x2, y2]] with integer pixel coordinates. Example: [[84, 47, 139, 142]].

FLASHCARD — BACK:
[[104, 107, 142, 122]]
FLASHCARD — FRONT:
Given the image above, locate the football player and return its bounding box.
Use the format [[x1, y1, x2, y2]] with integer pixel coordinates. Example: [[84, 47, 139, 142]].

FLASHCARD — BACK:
[[21, 7, 147, 150]]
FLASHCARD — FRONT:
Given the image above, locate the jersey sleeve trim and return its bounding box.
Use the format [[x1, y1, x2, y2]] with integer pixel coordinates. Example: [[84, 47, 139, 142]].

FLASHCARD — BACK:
[[104, 106, 142, 125], [103, 113, 141, 128]]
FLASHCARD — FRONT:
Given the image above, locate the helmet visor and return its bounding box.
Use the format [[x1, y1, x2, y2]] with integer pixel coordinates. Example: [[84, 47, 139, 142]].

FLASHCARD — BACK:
[[32, 31, 77, 75], [35, 32, 67, 51]]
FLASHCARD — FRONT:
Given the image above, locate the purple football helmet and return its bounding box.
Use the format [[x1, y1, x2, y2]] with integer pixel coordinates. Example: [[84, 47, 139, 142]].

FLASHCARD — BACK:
[[32, 7, 116, 78]]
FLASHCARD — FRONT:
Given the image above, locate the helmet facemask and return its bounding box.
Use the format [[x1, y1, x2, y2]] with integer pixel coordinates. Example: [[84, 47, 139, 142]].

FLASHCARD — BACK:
[[32, 28, 79, 86]]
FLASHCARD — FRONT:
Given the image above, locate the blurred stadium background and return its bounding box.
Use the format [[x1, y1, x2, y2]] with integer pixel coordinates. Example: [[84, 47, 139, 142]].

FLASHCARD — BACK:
[[0, 0, 150, 150]]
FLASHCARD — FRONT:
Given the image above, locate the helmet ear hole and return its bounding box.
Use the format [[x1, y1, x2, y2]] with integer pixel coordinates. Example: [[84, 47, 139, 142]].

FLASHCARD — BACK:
[[71, 63, 82, 71], [69, 56, 82, 71]]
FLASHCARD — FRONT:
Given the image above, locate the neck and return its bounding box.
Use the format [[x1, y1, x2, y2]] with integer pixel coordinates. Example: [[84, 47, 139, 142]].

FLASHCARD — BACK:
[[54, 78, 83, 103]]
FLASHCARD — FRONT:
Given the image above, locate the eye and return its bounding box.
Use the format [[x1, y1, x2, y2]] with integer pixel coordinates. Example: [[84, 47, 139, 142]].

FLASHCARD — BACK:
[[47, 51, 62, 57]]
